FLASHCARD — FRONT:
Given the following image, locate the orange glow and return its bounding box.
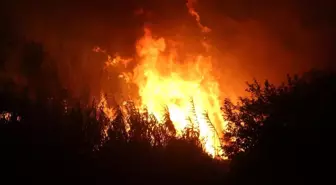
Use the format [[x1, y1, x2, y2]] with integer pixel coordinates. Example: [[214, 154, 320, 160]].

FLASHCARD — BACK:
[[96, 26, 227, 157], [186, 0, 211, 33], [95, 0, 229, 158], [135, 28, 224, 156]]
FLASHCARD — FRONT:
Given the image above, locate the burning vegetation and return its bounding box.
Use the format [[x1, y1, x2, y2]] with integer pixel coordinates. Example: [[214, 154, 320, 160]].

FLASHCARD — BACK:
[[95, 27, 226, 157], [94, 0, 228, 157], [1, 0, 336, 184]]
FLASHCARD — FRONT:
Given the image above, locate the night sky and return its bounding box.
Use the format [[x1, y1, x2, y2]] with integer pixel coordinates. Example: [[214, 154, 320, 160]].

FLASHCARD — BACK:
[[1, 0, 335, 97]]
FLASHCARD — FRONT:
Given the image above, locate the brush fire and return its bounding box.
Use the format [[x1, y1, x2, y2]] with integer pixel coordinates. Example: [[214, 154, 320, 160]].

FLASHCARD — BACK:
[[95, 0, 229, 158]]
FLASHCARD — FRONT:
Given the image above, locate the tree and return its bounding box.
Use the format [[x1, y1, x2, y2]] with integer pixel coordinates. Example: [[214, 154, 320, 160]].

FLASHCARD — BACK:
[[222, 69, 336, 184]]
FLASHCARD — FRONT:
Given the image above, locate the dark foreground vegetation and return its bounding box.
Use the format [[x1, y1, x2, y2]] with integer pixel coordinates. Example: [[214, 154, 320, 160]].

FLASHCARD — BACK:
[[1, 37, 336, 185], [2, 70, 336, 185], [0, 89, 227, 185]]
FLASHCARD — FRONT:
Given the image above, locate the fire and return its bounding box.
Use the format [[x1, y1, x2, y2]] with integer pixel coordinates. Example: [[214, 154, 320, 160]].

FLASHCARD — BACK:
[[95, 0, 228, 158], [134, 28, 225, 155], [0, 111, 21, 122], [186, 0, 211, 33], [96, 26, 227, 157]]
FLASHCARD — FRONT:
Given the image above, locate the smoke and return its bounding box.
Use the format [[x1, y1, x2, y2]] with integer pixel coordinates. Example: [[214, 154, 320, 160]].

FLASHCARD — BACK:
[[1, 0, 335, 99], [191, 0, 336, 97]]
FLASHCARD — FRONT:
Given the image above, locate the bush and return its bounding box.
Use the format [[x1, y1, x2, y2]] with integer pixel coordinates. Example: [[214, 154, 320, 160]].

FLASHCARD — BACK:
[[222, 69, 336, 184]]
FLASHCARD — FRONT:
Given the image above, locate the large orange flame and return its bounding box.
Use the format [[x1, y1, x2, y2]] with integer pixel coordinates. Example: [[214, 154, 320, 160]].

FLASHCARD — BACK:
[[95, 0, 228, 158], [97, 26, 227, 157], [134, 28, 225, 156]]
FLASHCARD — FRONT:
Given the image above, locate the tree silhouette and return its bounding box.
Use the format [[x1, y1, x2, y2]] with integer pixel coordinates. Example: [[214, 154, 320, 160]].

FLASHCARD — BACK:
[[0, 82, 225, 185], [222, 69, 336, 184]]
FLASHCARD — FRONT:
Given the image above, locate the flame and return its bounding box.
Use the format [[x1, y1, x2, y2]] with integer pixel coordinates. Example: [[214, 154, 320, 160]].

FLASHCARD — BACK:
[[0, 111, 21, 122], [96, 26, 227, 157], [134, 28, 225, 156], [94, 1, 227, 157], [186, 0, 211, 33]]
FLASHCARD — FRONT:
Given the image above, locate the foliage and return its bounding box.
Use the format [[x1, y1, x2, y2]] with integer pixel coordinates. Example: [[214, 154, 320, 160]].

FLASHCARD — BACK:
[[0, 84, 224, 184], [222, 69, 336, 184]]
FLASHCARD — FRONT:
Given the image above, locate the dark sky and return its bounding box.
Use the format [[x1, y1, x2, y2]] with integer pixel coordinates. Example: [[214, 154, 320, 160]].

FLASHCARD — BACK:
[[1, 0, 335, 97]]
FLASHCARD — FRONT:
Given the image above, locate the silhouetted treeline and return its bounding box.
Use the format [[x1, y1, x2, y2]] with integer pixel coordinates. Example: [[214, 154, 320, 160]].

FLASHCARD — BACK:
[[0, 89, 229, 185], [222, 69, 336, 185], [1, 38, 336, 185]]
